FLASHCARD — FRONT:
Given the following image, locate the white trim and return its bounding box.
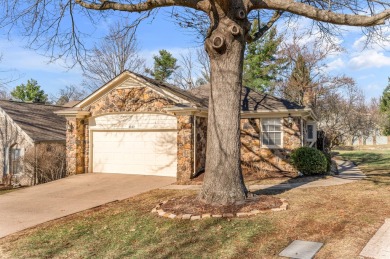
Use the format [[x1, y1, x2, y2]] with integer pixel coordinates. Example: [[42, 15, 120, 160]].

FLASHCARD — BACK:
[[260, 118, 284, 149], [306, 121, 317, 142], [89, 129, 177, 176], [75, 71, 190, 109]]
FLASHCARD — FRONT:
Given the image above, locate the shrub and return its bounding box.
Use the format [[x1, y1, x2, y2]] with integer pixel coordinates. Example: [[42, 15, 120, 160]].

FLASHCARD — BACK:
[[290, 147, 328, 175]]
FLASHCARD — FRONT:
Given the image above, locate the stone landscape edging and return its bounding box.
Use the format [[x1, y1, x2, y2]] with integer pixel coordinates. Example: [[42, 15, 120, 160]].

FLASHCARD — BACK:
[[151, 198, 288, 220]]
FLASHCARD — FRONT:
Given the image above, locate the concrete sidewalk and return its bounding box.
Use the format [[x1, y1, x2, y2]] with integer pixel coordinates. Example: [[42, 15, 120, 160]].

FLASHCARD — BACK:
[[360, 218, 390, 259], [0, 174, 175, 239], [161, 159, 365, 191]]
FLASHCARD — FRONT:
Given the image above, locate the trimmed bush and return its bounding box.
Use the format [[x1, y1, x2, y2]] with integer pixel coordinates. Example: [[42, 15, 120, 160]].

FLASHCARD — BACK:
[[290, 147, 328, 175]]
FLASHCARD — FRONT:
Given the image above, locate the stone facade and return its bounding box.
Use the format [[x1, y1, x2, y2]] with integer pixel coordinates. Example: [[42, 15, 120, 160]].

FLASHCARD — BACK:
[[66, 118, 85, 175], [66, 87, 177, 175], [195, 116, 207, 175], [66, 83, 308, 182], [87, 87, 174, 117], [239, 117, 302, 178], [177, 115, 194, 183]]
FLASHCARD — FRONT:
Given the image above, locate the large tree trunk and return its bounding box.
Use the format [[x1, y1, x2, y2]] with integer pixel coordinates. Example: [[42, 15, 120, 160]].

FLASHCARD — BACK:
[[199, 4, 250, 205]]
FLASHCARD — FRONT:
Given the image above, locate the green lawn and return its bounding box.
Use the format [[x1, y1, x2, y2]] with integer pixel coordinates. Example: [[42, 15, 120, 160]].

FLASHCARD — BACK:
[[1, 151, 390, 258], [338, 149, 390, 185]]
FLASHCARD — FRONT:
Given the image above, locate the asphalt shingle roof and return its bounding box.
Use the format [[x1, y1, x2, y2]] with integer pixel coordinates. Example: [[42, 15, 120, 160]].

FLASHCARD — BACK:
[[0, 100, 66, 142], [189, 84, 305, 111]]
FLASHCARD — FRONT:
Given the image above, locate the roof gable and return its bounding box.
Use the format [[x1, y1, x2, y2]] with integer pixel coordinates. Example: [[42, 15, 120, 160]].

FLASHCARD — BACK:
[[76, 71, 206, 109], [0, 100, 66, 142]]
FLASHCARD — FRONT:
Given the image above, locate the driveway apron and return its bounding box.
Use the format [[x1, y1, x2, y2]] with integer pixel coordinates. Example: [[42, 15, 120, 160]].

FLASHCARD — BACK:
[[0, 174, 175, 238]]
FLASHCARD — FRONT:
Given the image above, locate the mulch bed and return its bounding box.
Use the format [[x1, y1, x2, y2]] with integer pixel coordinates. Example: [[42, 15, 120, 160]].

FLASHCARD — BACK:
[[160, 195, 283, 215]]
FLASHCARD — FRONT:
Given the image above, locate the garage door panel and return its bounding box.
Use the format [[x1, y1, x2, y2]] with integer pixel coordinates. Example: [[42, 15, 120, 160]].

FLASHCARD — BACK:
[[92, 131, 177, 177]]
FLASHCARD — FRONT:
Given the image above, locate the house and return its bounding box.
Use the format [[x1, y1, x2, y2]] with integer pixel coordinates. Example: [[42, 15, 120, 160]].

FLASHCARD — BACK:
[[56, 71, 317, 182], [0, 100, 66, 185]]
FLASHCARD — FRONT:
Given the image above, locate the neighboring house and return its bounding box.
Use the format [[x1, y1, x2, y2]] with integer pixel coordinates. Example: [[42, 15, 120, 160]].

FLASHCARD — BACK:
[[56, 71, 317, 182], [0, 100, 66, 185], [350, 132, 390, 147]]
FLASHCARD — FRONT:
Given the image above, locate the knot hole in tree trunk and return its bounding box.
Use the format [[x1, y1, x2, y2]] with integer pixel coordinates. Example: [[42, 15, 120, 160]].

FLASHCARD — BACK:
[[236, 9, 246, 20], [212, 35, 226, 52]]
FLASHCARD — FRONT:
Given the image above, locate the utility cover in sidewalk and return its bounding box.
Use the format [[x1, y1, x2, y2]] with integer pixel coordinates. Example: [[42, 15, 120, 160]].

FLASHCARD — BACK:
[[279, 240, 323, 259], [360, 218, 390, 259]]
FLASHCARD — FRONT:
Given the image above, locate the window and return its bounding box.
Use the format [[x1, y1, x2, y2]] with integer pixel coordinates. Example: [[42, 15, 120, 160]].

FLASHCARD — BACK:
[[261, 118, 282, 148], [10, 148, 21, 175], [307, 122, 316, 141]]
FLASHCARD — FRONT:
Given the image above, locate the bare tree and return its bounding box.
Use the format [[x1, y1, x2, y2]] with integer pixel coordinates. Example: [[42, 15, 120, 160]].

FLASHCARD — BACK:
[[276, 33, 348, 107], [173, 48, 210, 89], [51, 85, 88, 105], [2, 0, 390, 205], [83, 21, 146, 90], [317, 84, 376, 149], [23, 143, 67, 185]]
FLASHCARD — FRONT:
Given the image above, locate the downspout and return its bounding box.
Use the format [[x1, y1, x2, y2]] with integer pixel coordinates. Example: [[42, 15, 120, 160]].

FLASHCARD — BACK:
[[193, 115, 197, 179]]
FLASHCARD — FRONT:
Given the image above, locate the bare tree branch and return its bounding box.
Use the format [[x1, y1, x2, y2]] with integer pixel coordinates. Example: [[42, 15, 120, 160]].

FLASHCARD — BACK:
[[75, 0, 206, 12], [247, 10, 284, 42], [249, 0, 390, 26]]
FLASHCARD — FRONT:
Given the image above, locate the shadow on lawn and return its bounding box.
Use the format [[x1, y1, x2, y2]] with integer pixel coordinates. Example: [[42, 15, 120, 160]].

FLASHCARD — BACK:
[[250, 176, 323, 196]]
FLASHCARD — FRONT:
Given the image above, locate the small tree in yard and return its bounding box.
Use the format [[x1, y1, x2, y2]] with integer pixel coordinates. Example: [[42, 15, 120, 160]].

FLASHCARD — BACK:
[[11, 79, 48, 103], [2, 0, 390, 205], [23, 144, 67, 185]]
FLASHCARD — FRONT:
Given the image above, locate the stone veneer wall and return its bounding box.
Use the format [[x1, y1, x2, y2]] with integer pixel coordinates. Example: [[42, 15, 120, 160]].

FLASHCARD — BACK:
[[195, 116, 207, 175], [67, 87, 179, 176], [86, 87, 174, 116], [240, 117, 302, 178], [177, 115, 194, 183], [192, 116, 302, 181], [66, 118, 85, 175]]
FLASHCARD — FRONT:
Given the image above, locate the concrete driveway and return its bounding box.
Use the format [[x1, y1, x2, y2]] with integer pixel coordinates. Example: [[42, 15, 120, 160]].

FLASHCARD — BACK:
[[0, 173, 175, 238]]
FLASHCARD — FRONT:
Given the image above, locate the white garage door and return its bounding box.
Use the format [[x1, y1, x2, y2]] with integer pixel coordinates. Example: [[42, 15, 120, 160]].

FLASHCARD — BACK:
[[90, 113, 178, 177], [92, 131, 177, 177]]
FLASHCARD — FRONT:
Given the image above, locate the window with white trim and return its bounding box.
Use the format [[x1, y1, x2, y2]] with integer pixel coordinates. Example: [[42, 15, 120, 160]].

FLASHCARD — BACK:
[[10, 148, 21, 175], [261, 118, 283, 148], [306, 122, 316, 141]]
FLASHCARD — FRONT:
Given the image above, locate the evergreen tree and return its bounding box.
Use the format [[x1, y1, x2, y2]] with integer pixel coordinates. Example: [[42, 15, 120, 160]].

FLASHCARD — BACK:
[[380, 78, 390, 135], [243, 22, 284, 92], [146, 50, 178, 82], [11, 79, 48, 103]]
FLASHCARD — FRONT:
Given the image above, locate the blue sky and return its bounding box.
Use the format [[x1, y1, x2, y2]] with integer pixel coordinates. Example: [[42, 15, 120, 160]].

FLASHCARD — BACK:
[[0, 10, 389, 102]]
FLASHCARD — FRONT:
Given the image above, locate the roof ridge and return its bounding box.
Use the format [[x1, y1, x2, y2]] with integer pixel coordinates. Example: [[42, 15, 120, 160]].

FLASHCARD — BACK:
[[0, 99, 64, 108]]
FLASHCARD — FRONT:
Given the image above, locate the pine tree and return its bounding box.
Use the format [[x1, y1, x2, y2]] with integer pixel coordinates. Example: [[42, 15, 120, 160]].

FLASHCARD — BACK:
[[243, 22, 284, 92], [146, 50, 178, 82], [11, 79, 48, 103]]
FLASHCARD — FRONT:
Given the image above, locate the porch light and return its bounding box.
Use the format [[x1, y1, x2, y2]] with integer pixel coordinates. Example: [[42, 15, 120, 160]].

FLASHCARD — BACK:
[[287, 114, 293, 125], [66, 122, 74, 132]]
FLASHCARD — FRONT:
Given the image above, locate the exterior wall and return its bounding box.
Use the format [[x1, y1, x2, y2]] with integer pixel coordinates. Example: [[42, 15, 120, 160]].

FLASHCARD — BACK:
[[195, 116, 207, 175], [177, 115, 194, 183], [0, 109, 33, 184], [68, 86, 178, 175], [66, 118, 85, 175], [193, 116, 303, 180], [240, 117, 302, 178], [86, 87, 174, 116]]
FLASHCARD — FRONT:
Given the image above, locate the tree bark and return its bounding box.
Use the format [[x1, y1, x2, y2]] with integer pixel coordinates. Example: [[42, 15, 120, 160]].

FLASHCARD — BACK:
[[199, 4, 250, 205]]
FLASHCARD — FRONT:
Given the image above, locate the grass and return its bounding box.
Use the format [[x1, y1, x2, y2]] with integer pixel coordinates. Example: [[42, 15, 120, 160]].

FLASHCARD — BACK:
[[1, 150, 390, 258]]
